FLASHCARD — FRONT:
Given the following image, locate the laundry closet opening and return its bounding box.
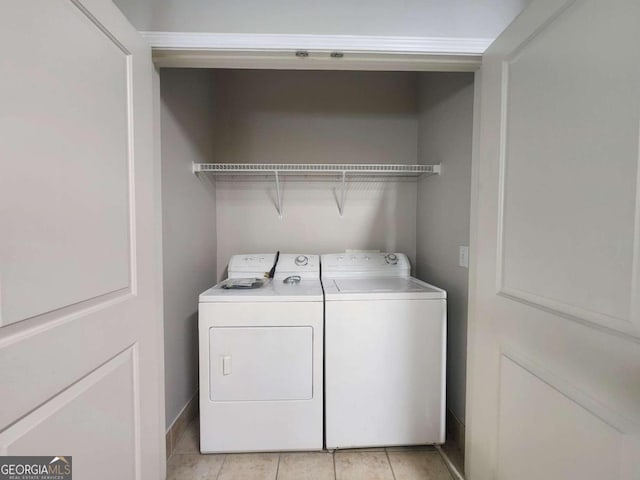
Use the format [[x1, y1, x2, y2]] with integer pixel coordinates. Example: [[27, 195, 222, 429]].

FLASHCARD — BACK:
[[159, 67, 474, 458]]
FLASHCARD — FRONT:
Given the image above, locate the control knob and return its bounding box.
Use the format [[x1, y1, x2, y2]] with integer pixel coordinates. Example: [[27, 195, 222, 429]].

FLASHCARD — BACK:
[[295, 255, 309, 266], [385, 253, 398, 265]]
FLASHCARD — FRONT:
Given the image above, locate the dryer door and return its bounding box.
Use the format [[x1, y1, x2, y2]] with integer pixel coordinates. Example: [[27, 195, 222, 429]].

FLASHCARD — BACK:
[[209, 326, 313, 401]]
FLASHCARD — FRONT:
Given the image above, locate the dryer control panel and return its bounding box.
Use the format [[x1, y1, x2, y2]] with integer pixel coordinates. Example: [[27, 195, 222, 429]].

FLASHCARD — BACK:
[[275, 254, 320, 279], [228, 254, 277, 278]]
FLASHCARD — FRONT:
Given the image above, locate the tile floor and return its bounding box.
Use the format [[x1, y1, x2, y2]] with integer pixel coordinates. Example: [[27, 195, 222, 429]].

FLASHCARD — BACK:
[[168, 419, 459, 480]]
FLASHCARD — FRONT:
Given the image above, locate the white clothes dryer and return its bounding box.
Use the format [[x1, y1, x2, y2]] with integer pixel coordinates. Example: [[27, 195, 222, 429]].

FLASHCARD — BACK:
[[198, 253, 323, 453]]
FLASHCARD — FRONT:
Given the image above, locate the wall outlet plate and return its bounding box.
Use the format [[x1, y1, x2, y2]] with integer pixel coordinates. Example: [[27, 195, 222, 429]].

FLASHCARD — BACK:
[[459, 246, 469, 268]]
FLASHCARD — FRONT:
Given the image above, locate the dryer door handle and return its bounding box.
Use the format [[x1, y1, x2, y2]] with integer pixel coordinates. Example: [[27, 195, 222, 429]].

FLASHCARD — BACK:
[[221, 355, 232, 375]]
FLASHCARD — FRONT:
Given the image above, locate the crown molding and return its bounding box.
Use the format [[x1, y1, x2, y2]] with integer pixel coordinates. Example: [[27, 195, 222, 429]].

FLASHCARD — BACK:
[[141, 32, 492, 55]]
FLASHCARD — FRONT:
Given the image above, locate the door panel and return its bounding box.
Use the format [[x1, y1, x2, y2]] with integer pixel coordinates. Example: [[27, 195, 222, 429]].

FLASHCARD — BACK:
[[0, 1, 163, 479], [1, 0, 132, 326], [1, 348, 138, 480], [497, 0, 640, 334], [496, 355, 622, 480], [468, 0, 640, 478]]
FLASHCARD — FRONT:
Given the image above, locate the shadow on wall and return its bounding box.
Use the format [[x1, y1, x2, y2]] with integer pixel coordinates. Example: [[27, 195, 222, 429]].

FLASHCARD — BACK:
[[185, 309, 199, 380], [415, 72, 475, 432], [160, 67, 219, 428], [161, 68, 217, 168], [210, 69, 419, 166]]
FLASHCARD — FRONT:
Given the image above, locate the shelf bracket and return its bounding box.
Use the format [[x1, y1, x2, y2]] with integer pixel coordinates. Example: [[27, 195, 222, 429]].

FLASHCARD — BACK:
[[274, 171, 283, 218], [337, 171, 347, 217]]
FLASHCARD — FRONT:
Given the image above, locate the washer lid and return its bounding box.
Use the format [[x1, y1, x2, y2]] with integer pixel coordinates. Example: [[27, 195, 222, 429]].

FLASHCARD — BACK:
[[199, 278, 323, 303], [323, 276, 446, 301]]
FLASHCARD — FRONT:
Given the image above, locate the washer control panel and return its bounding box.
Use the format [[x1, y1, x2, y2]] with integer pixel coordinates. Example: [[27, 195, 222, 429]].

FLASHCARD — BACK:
[[321, 252, 410, 277]]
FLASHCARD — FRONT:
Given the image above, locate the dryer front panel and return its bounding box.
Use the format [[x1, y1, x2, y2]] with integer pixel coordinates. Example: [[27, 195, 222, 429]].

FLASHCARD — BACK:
[[198, 301, 323, 452], [209, 326, 313, 401]]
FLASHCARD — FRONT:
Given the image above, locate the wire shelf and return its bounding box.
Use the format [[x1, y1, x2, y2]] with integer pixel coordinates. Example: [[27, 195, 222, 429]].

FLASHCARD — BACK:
[[193, 163, 440, 176], [193, 163, 440, 218]]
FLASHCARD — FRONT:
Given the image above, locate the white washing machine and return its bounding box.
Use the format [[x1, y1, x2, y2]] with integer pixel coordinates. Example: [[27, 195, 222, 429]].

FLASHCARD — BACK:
[[322, 252, 447, 449], [198, 253, 323, 453]]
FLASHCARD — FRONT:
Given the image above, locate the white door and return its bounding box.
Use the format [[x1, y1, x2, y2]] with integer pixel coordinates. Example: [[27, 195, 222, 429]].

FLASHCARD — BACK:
[[467, 0, 640, 478], [0, 1, 163, 479]]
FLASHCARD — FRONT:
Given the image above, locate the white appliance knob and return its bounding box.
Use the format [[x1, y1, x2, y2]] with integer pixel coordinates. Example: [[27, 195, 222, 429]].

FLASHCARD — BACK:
[[386, 253, 398, 265], [295, 255, 308, 266]]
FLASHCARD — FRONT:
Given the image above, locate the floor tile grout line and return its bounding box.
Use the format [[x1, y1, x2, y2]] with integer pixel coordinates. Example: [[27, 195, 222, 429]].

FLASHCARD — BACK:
[[214, 454, 228, 480], [332, 450, 337, 480], [385, 449, 398, 480], [274, 453, 281, 480]]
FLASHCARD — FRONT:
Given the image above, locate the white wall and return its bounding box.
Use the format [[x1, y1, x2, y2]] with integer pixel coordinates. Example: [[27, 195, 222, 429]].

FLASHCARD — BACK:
[[211, 70, 419, 278], [415, 72, 475, 426], [113, 0, 529, 40], [161, 69, 218, 428], [216, 180, 417, 279]]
